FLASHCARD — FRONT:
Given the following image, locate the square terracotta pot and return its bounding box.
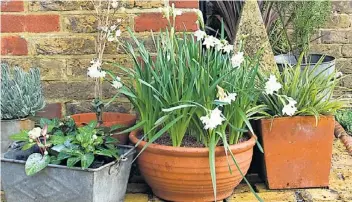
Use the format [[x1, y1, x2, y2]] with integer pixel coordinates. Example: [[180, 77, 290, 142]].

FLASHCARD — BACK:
[[259, 116, 335, 189]]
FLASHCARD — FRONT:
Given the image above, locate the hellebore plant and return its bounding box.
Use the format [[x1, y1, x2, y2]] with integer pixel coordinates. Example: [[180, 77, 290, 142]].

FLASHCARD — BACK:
[[10, 117, 120, 176], [259, 52, 344, 120], [116, 4, 265, 201]]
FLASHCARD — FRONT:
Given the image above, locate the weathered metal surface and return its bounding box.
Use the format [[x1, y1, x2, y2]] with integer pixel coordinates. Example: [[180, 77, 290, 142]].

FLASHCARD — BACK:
[[1, 145, 135, 202]]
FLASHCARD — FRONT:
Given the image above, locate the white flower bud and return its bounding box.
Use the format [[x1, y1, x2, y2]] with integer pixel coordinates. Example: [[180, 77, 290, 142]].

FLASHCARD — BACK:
[[92, 135, 98, 140], [44, 151, 48, 155]]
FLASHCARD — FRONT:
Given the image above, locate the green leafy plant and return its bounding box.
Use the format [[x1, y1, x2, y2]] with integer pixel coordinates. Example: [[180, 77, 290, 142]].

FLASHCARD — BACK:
[[259, 52, 344, 119], [10, 117, 119, 176], [336, 110, 352, 134], [113, 4, 265, 201], [1, 63, 45, 120]]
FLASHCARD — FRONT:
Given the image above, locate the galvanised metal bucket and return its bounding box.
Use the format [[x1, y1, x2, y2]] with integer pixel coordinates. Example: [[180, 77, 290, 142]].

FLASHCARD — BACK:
[[1, 145, 135, 202], [274, 53, 335, 78]]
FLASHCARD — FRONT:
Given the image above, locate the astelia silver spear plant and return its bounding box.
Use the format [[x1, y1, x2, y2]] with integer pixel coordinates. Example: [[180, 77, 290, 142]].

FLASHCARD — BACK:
[[1, 63, 45, 120]]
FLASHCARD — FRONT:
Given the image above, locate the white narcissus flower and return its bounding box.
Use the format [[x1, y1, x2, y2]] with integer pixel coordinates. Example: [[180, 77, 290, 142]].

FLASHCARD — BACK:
[[203, 36, 217, 49], [231, 52, 244, 68], [28, 127, 42, 140], [100, 26, 108, 32], [194, 30, 206, 41], [112, 80, 123, 89], [115, 29, 121, 37], [282, 97, 297, 116], [110, 25, 117, 31], [160, 6, 170, 19], [265, 74, 282, 95], [335, 72, 343, 78], [200, 108, 225, 130], [111, 0, 118, 9], [223, 45, 234, 54]]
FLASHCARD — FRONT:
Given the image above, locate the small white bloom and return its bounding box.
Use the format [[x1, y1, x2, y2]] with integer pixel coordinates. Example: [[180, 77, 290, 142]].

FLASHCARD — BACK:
[[29, 139, 33, 143], [225, 93, 237, 103], [203, 36, 217, 49], [214, 38, 223, 51], [117, 19, 122, 23], [160, 6, 170, 19], [110, 25, 117, 31], [100, 26, 108, 32], [46, 135, 50, 139], [194, 30, 206, 41], [115, 29, 121, 37], [92, 135, 98, 140], [44, 150, 48, 155], [335, 72, 343, 78], [28, 127, 42, 140], [265, 75, 282, 95], [200, 108, 225, 130], [175, 10, 182, 16], [282, 97, 297, 116], [112, 80, 123, 89], [223, 45, 234, 54], [111, 0, 118, 8], [87, 59, 106, 78], [231, 52, 244, 68]]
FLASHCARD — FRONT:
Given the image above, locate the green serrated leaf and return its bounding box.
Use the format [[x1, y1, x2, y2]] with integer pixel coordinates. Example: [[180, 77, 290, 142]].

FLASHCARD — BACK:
[[22, 142, 36, 150], [80, 153, 94, 169], [10, 130, 29, 141], [67, 157, 81, 167], [25, 153, 50, 176]]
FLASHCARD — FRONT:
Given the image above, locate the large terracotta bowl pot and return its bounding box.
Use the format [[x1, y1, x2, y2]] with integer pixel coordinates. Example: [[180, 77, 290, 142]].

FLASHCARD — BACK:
[[129, 130, 256, 202], [71, 112, 136, 145]]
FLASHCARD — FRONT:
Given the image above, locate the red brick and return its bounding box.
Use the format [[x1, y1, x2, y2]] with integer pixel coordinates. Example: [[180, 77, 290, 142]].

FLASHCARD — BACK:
[[170, 0, 199, 8], [1, 36, 27, 55], [1, 14, 60, 33], [1, 15, 25, 32], [26, 15, 60, 32], [0, 0, 24, 12], [134, 12, 198, 32], [35, 103, 63, 119]]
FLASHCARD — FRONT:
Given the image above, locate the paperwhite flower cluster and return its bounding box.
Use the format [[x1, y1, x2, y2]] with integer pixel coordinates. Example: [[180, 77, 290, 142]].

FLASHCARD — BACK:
[[194, 29, 243, 68], [111, 0, 118, 8], [200, 108, 225, 130], [265, 75, 282, 95], [112, 76, 123, 89], [99, 24, 121, 42], [87, 59, 106, 78], [282, 97, 297, 116]]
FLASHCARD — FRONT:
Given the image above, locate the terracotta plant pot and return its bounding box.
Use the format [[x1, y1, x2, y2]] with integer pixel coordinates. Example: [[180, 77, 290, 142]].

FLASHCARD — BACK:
[[129, 130, 256, 202], [259, 116, 335, 189], [71, 112, 136, 145]]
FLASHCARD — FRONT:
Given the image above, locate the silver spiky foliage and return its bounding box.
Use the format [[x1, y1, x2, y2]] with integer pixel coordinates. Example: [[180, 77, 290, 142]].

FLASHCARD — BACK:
[[1, 64, 45, 120]]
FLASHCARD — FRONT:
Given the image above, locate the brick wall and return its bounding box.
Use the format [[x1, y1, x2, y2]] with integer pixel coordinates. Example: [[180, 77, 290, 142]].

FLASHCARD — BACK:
[[311, 1, 352, 106], [1, 0, 351, 118], [0, 0, 199, 116]]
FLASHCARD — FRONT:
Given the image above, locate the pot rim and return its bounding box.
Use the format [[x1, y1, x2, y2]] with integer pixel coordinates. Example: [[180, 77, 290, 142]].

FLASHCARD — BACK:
[[1, 117, 30, 122], [260, 115, 334, 123], [129, 130, 256, 157], [275, 53, 335, 66], [1, 145, 135, 172], [70, 112, 136, 118]]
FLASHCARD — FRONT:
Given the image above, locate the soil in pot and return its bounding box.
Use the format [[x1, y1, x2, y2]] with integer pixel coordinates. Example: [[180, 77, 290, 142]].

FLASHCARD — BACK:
[[71, 112, 136, 145], [129, 130, 256, 202], [259, 116, 335, 189]]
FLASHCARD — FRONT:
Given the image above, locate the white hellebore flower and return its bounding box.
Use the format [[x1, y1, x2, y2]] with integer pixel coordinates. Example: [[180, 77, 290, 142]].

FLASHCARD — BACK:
[[223, 45, 234, 54], [203, 36, 217, 49], [111, 0, 119, 9], [28, 127, 42, 140], [200, 108, 225, 130], [87, 59, 106, 78], [282, 97, 297, 116], [194, 30, 206, 41], [265, 74, 282, 95], [231, 52, 244, 68]]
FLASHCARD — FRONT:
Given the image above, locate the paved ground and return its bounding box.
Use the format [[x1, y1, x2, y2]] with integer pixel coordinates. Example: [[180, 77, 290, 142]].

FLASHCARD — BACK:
[[1, 138, 351, 202], [124, 138, 352, 202]]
